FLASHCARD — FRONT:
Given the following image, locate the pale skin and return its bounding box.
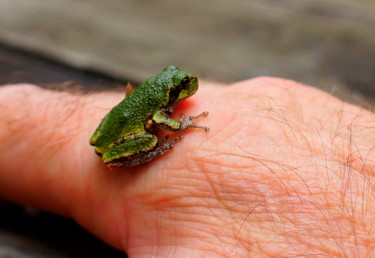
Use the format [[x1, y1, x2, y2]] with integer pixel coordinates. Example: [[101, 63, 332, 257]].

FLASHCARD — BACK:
[[1, 77, 375, 257]]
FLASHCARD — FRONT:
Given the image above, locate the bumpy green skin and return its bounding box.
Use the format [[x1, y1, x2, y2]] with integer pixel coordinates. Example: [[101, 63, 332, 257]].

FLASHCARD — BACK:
[[89, 65, 208, 167]]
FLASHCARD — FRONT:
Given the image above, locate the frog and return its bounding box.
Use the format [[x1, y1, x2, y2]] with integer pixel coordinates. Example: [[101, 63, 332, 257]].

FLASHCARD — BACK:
[[89, 65, 209, 168]]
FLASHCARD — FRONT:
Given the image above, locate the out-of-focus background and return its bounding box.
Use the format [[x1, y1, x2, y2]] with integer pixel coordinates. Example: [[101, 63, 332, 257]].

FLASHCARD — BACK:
[[0, 0, 374, 257], [1, 0, 375, 99]]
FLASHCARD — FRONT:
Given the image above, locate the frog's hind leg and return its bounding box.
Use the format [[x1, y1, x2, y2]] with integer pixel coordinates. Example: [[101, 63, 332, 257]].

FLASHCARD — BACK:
[[120, 136, 183, 167], [103, 133, 158, 166], [106, 135, 183, 167]]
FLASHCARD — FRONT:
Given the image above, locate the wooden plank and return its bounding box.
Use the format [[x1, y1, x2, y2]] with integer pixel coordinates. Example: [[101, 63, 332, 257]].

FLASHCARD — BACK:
[[0, 0, 374, 100]]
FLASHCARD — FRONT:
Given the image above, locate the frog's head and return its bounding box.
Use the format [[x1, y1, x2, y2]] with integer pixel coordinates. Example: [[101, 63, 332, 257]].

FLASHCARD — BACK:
[[165, 65, 198, 102]]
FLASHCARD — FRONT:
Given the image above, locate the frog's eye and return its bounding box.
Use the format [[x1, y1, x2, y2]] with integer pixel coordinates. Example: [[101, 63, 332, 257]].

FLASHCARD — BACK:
[[180, 77, 190, 89]]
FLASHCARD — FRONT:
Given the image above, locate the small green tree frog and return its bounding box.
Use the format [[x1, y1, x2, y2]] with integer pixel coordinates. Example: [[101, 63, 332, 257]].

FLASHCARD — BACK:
[[89, 65, 209, 167]]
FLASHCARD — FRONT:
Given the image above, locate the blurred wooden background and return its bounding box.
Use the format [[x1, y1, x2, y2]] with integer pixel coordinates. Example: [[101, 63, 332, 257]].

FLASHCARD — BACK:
[[0, 0, 375, 101], [0, 1, 374, 257]]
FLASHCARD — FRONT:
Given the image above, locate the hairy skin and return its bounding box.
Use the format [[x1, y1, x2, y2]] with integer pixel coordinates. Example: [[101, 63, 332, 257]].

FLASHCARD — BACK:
[[1, 78, 375, 257]]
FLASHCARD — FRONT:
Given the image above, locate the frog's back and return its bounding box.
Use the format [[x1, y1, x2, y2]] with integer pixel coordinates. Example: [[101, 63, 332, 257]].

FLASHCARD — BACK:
[[90, 74, 171, 150]]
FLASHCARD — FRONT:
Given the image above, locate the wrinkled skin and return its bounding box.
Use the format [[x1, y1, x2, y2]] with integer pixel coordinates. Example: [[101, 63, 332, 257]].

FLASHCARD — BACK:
[[1, 77, 375, 257]]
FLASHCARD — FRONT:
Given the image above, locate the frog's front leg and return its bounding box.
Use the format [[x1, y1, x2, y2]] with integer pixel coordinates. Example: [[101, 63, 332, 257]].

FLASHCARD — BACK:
[[152, 110, 210, 132]]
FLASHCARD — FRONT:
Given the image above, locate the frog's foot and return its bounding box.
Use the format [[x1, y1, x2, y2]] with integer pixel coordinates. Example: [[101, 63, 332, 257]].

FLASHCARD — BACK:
[[180, 112, 210, 132], [155, 135, 183, 155]]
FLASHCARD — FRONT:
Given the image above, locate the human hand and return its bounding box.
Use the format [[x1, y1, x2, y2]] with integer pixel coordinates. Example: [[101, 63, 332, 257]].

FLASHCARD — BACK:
[[0, 78, 374, 257]]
